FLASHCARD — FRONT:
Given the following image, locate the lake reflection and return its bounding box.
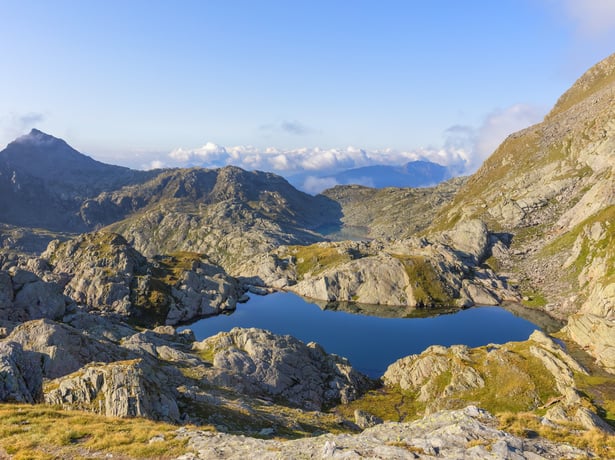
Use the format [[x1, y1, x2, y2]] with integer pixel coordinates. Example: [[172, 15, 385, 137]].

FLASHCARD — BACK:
[[181, 292, 540, 378]]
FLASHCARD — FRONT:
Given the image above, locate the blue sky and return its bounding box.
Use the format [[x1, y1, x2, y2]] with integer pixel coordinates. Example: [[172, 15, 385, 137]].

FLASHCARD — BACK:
[[1, 0, 614, 179]]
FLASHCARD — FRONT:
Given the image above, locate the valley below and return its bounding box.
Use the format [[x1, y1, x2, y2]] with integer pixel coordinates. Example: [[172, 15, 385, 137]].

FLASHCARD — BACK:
[[0, 52, 614, 459]]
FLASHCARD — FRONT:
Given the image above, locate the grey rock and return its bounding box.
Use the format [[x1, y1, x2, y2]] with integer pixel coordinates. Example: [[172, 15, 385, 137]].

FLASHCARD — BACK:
[[6, 318, 131, 378], [438, 219, 489, 264], [44, 359, 180, 422], [41, 232, 243, 326], [177, 406, 589, 459], [13, 279, 67, 320], [0, 341, 43, 403], [196, 327, 373, 410], [354, 409, 383, 429]]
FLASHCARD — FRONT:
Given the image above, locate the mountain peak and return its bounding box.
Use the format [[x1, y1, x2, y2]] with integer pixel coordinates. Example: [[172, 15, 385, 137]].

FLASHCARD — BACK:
[[11, 128, 68, 149]]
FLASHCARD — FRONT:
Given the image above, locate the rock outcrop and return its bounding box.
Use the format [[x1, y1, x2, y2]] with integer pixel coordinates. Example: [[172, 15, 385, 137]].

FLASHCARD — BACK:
[[382, 330, 612, 433], [0, 261, 71, 324], [38, 232, 242, 325], [246, 220, 519, 309], [44, 359, 181, 421], [176, 405, 588, 460], [0, 341, 43, 403], [5, 318, 131, 378], [194, 327, 374, 410]]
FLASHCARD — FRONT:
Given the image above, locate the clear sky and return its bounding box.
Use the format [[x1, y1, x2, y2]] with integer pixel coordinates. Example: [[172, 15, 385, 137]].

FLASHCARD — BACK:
[[1, 0, 614, 179]]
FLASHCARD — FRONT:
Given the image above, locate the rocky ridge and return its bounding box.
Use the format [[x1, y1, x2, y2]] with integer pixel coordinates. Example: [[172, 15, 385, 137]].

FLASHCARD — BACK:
[[320, 176, 466, 240], [176, 405, 587, 460], [238, 219, 519, 309], [194, 327, 374, 411], [0, 316, 373, 429], [0, 232, 242, 327], [382, 330, 613, 433]]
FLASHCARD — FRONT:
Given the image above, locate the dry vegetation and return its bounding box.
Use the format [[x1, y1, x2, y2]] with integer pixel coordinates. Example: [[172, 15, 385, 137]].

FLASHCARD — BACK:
[[0, 404, 188, 459]]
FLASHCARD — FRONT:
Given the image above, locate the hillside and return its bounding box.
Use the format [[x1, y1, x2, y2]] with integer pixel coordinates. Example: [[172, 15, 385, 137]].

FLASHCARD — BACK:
[[0, 132, 343, 263], [426, 52, 615, 370], [0, 129, 155, 232], [321, 176, 466, 240]]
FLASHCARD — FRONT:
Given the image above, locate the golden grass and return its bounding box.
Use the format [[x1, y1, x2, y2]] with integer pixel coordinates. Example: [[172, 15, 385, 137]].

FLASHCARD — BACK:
[[284, 244, 353, 279], [498, 411, 615, 458], [0, 404, 188, 459]]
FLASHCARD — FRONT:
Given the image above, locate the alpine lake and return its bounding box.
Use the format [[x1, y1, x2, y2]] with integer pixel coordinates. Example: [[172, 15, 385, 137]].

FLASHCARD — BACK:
[[179, 292, 563, 378]]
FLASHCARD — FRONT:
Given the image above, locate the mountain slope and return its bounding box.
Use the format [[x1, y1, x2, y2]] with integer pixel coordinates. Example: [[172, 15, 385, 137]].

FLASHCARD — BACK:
[[0, 131, 343, 263], [0, 129, 155, 231], [321, 176, 466, 240], [426, 52, 615, 370], [101, 166, 342, 271]]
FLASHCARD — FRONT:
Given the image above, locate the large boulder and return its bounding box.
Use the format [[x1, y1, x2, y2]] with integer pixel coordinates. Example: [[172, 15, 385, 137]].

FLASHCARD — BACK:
[[0, 268, 69, 322], [6, 318, 131, 378], [437, 219, 490, 264], [44, 359, 180, 422], [195, 327, 373, 410], [43, 233, 147, 317], [0, 341, 43, 403]]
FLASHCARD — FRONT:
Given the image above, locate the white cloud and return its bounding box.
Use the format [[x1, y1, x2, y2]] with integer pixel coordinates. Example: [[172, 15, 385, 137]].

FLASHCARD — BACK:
[[0, 112, 46, 148], [475, 104, 543, 166], [163, 143, 469, 176], [444, 104, 544, 174], [144, 159, 166, 170], [161, 104, 542, 181], [301, 176, 339, 194], [562, 0, 615, 37]]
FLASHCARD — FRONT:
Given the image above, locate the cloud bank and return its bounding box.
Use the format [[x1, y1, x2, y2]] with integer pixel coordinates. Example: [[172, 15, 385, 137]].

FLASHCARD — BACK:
[[162, 143, 469, 175], [157, 103, 543, 178]]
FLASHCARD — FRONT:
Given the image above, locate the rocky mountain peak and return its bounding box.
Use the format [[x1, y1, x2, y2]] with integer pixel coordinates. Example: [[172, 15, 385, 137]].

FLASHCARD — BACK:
[[547, 51, 615, 120], [4, 128, 90, 168]]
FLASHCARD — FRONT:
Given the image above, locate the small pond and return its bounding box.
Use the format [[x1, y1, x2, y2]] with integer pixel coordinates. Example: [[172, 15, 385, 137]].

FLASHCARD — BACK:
[[182, 292, 540, 378]]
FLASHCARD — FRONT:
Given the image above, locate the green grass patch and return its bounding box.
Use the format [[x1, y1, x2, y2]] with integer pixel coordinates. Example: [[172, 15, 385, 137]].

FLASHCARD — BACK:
[[284, 244, 354, 280], [393, 254, 454, 306], [521, 290, 548, 308], [336, 387, 422, 423]]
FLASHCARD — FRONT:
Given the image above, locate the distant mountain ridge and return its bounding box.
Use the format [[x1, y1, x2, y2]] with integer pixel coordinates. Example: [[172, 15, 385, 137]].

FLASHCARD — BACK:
[[0, 130, 344, 266], [0, 129, 464, 269], [288, 160, 452, 192], [326, 160, 451, 188]]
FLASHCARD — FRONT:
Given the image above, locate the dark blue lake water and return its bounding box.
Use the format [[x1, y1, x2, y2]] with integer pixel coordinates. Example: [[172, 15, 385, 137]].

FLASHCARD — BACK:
[[182, 292, 540, 377]]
